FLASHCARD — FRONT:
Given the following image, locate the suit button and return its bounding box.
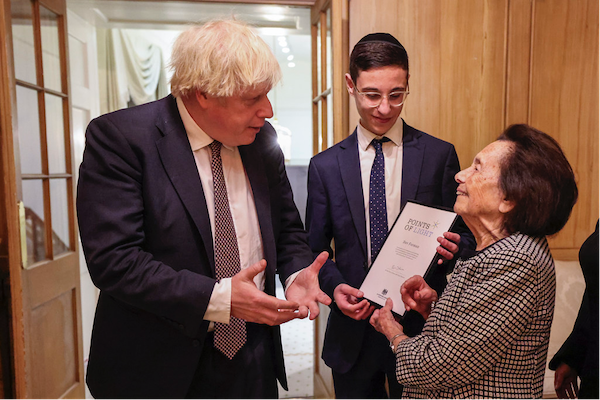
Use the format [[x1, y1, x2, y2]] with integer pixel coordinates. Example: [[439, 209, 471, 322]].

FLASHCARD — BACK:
[[192, 340, 200, 347], [179, 324, 185, 330]]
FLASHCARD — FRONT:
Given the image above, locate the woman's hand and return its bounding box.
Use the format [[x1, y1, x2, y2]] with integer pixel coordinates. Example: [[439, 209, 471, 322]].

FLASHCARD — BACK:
[[436, 232, 461, 264], [401, 276, 438, 320], [370, 298, 404, 342]]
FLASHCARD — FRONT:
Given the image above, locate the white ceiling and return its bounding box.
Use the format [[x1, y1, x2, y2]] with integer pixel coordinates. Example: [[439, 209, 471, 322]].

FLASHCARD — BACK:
[[66, 0, 312, 35]]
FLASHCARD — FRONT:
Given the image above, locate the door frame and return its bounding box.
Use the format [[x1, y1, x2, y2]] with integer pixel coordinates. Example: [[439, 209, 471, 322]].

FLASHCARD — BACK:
[[0, 0, 85, 397], [0, 0, 27, 396]]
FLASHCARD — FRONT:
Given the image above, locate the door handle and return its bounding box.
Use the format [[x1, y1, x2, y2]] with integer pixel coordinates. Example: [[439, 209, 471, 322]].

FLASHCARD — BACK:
[[18, 201, 27, 268]]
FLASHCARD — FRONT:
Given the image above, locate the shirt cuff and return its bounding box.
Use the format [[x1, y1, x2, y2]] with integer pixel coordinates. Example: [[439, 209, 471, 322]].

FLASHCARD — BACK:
[[283, 269, 303, 297], [204, 278, 232, 324]]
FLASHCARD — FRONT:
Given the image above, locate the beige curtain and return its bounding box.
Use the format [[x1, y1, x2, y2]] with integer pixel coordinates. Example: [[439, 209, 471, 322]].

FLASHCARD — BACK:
[[98, 29, 169, 114]]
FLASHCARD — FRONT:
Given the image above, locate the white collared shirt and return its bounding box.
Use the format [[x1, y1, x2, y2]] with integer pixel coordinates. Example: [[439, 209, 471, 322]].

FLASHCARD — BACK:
[[356, 119, 404, 266], [176, 97, 264, 324]]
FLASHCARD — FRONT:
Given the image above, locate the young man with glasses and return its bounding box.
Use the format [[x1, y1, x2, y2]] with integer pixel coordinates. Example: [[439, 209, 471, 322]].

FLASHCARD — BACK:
[[305, 33, 474, 398]]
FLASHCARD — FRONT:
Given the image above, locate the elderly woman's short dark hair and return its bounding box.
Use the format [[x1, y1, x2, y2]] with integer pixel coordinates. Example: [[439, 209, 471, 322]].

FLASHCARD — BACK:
[[497, 124, 578, 236]]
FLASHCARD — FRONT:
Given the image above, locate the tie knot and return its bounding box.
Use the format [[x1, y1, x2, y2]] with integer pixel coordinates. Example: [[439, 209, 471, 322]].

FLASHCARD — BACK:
[[371, 137, 390, 151], [209, 140, 222, 157]]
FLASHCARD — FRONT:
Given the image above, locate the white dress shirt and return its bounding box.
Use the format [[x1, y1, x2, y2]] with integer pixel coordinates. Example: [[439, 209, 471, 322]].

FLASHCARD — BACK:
[[356, 119, 404, 266], [177, 97, 264, 324], [176, 98, 301, 325]]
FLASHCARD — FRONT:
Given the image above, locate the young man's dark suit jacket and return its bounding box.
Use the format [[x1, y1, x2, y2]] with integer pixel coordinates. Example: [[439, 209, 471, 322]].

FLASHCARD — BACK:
[[77, 94, 313, 398], [306, 120, 474, 376]]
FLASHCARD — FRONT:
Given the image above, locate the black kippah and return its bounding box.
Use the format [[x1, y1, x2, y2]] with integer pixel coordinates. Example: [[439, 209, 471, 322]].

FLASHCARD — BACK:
[[356, 33, 404, 49]]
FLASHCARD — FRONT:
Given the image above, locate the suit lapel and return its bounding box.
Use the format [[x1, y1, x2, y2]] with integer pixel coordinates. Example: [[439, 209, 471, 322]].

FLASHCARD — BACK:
[[155, 95, 215, 272], [338, 130, 368, 258], [401, 121, 424, 206]]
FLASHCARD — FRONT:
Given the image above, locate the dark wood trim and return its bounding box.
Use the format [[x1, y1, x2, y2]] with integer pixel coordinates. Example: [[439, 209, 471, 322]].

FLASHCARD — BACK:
[[31, 1, 54, 261], [39, 0, 66, 15], [21, 174, 72, 179], [15, 80, 67, 97], [311, 23, 318, 156], [26, 252, 77, 309], [58, 9, 76, 253], [331, 0, 348, 143], [505, 0, 533, 126], [319, 11, 328, 152], [311, 0, 331, 25], [0, 0, 28, 396]]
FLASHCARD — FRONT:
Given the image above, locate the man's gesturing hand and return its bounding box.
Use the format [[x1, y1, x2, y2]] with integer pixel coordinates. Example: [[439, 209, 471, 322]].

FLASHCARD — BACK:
[[231, 260, 301, 325], [286, 251, 332, 320]]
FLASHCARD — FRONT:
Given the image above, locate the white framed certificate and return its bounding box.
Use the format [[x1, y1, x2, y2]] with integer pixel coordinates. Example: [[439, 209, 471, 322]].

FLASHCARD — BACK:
[[359, 200, 458, 316]]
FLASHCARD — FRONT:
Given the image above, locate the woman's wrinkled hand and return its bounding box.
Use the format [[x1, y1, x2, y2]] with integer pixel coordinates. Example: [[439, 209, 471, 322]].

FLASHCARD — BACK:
[[370, 298, 404, 341], [401, 275, 438, 320]]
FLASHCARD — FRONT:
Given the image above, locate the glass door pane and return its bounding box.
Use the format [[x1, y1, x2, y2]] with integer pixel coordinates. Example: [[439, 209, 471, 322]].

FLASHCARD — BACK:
[[22, 179, 47, 266], [11, 0, 36, 84], [40, 5, 62, 92], [50, 179, 70, 256], [45, 93, 67, 174], [16, 85, 43, 174]]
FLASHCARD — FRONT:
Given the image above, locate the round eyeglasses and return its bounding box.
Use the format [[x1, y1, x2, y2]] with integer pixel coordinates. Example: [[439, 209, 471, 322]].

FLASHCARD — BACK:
[[353, 85, 410, 108]]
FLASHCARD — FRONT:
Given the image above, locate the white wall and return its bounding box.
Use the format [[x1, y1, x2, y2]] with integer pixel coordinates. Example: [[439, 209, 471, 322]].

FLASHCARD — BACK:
[[67, 8, 101, 399], [262, 33, 313, 165]]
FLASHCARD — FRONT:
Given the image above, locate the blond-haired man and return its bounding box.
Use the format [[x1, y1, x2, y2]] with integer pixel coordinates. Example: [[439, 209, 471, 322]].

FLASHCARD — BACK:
[[77, 19, 330, 398]]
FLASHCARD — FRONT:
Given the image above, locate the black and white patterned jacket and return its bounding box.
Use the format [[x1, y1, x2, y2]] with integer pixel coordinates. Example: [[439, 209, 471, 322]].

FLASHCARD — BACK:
[[396, 233, 555, 398]]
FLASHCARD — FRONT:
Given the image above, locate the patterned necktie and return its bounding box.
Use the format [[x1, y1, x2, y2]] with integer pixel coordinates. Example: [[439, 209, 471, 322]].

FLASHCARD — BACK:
[[369, 137, 390, 263], [209, 140, 247, 359]]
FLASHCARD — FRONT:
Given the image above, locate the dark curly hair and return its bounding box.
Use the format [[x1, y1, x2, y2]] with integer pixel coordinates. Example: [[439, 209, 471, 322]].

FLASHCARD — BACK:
[[497, 124, 578, 236]]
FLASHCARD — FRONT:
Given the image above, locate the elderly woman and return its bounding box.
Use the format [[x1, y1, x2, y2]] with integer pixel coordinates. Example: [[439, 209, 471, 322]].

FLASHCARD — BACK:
[[370, 124, 578, 398]]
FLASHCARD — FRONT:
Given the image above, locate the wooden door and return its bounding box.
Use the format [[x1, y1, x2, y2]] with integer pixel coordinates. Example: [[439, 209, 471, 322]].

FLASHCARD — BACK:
[[0, 0, 85, 397]]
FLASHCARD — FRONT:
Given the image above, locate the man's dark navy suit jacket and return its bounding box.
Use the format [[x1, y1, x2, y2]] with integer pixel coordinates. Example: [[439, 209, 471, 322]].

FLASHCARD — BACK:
[[77, 95, 313, 398]]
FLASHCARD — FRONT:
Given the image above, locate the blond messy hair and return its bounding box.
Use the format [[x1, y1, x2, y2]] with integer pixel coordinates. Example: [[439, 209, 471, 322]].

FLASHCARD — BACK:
[[169, 18, 282, 98]]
